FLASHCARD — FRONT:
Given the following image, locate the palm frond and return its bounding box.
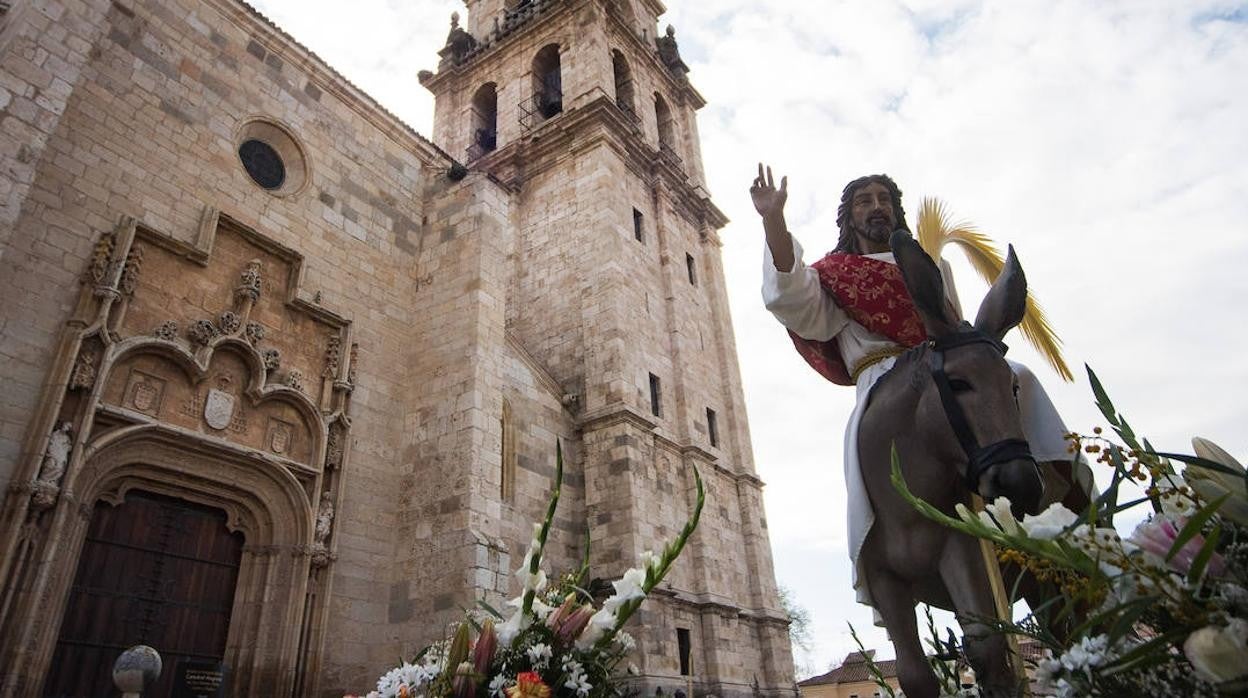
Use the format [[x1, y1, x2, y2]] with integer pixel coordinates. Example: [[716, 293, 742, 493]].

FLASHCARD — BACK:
[[917, 197, 1074, 382]]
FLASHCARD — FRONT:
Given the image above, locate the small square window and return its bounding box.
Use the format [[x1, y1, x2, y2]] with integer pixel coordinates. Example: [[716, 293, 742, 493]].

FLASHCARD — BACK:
[[706, 408, 718, 447], [648, 373, 662, 417], [686, 253, 697, 285], [633, 208, 644, 242]]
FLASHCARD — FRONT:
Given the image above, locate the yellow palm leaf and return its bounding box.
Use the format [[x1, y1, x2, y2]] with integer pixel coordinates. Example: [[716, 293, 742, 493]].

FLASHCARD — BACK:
[[917, 197, 1073, 382]]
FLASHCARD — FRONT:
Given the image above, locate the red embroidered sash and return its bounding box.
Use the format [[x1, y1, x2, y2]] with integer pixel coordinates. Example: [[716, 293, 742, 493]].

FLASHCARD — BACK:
[[788, 253, 927, 385]]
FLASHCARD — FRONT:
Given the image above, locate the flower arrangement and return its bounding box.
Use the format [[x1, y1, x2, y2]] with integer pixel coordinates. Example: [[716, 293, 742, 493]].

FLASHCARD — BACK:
[[891, 366, 1248, 697], [350, 441, 705, 698]]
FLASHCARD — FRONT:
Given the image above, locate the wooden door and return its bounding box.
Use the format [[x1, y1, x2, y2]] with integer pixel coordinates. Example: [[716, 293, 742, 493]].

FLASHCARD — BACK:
[[44, 491, 244, 697]]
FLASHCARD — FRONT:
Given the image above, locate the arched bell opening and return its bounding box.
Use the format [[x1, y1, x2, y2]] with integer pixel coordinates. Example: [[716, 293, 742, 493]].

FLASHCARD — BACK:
[[531, 44, 563, 121], [468, 82, 498, 161]]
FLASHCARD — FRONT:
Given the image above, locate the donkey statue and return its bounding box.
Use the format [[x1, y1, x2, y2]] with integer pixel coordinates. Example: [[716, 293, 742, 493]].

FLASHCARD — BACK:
[[857, 231, 1045, 698]]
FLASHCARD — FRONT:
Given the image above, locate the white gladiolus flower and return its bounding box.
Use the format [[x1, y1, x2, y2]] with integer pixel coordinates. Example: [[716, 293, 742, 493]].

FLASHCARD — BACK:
[[641, 549, 659, 571], [488, 675, 509, 698], [980, 496, 1020, 534], [1021, 502, 1080, 540], [615, 630, 636, 651], [1184, 619, 1248, 684], [603, 567, 646, 611], [498, 610, 530, 647], [576, 607, 617, 649], [515, 565, 548, 594]]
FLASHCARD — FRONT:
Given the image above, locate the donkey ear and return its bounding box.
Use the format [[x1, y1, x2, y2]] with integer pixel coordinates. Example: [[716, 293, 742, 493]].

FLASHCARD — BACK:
[[974, 244, 1028, 341], [890, 230, 959, 337]]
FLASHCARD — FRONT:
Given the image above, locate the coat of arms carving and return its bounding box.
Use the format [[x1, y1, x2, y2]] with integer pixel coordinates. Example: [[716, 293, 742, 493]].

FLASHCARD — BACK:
[[267, 419, 293, 455], [125, 370, 165, 415], [204, 375, 236, 431]]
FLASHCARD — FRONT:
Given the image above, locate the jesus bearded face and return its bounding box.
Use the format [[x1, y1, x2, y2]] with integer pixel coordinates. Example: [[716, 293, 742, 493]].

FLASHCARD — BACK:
[[849, 181, 895, 253]]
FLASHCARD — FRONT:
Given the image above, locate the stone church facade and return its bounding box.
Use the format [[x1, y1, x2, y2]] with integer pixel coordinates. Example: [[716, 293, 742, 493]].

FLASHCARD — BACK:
[[0, 0, 796, 695]]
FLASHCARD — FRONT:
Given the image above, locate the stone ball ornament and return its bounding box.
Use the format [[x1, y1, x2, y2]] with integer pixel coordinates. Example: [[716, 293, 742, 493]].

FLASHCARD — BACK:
[[112, 644, 162, 695]]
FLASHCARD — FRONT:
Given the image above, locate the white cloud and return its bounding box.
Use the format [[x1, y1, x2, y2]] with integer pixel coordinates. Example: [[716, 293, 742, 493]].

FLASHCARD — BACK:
[[253, 0, 1248, 672]]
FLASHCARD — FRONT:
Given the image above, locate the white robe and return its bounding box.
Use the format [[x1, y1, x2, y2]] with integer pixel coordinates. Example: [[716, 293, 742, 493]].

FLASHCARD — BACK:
[[762, 233, 1077, 611]]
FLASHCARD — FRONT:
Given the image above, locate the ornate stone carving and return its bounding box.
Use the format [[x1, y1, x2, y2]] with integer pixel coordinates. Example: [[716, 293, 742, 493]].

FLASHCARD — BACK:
[[218, 310, 241, 335], [31, 422, 72, 510], [204, 375, 236, 431], [262, 348, 281, 372], [325, 423, 344, 470], [347, 343, 359, 385], [323, 335, 341, 378], [267, 418, 293, 455], [154, 320, 179, 341], [85, 231, 114, 285], [119, 244, 145, 296], [188, 319, 218, 347], [310, 489, 335, 568], [69, 350, 97, 391], [245, 321, 265, 345], [124, 370, 166, 416], [284, 369, 303, 392], [235, 258, 262, 304], [314, 489, 334, 545]]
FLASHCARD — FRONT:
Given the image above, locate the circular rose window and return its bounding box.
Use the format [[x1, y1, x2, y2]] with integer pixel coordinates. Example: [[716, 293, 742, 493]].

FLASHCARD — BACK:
[[238, 139, 286, 189], [234, 119, 308, 196]]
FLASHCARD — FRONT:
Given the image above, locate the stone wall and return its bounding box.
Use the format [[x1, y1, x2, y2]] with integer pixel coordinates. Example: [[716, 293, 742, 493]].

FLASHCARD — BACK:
[[0, 0, 796, 695]]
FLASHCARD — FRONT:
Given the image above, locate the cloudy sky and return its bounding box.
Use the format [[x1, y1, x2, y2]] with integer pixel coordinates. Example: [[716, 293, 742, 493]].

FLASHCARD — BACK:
[[249, 0, 1248, 677]]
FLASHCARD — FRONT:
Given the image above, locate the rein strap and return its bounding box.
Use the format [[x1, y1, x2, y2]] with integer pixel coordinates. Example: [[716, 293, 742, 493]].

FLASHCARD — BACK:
[[928, 328, 1034, 492]]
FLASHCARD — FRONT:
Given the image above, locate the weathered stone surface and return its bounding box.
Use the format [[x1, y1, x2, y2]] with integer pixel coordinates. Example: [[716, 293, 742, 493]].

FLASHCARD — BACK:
[[0, 0, 794, 696]]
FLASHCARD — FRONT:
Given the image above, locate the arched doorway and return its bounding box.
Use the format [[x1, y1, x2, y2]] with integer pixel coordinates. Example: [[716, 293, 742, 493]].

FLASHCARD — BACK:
[[43, 491, 243, 698]]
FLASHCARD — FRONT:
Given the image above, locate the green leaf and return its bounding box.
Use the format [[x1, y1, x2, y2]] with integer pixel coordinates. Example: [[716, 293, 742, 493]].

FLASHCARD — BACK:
[[576, 525, 592, 587], [1187, 525, 1223, 585], [1106, 596, 1153, 644], [1099, 629, 1190, 677], [1098, 495, 1154, 520], [1149, 451, 1246, 478], [1165, 494, 1228, 564], [476, 599, 504, 619], [849, 621, 898, 698], [1069, 596, 1156, 642], [1086, 364, 1116, 425]]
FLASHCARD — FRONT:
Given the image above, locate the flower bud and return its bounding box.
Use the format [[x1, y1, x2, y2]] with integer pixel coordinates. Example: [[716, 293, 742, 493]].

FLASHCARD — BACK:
[[452, 661, 476, 698], [474, 619, 498, 676]]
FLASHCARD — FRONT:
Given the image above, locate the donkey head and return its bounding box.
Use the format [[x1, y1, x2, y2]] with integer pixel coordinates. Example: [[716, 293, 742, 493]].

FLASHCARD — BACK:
[[890, 230, 1044, 516]]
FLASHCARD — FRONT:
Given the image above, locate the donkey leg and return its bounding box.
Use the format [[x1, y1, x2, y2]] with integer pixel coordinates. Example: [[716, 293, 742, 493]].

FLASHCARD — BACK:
[[864, 568, 939, 698], [939, 536, 1020, 698]]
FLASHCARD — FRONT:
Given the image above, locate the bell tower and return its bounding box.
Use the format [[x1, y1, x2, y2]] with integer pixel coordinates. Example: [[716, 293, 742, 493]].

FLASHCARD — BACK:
[[420, 1, 796, 693]]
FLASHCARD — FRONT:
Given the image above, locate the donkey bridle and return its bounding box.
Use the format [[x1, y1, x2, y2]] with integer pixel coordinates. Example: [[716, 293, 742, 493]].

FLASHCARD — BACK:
[[927, 325, 1035, 493]]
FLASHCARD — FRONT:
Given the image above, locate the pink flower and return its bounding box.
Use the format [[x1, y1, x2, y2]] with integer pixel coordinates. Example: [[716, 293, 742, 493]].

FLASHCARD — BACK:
[[546, 593, 594, 645], [1130, 517, 1225, 578]]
